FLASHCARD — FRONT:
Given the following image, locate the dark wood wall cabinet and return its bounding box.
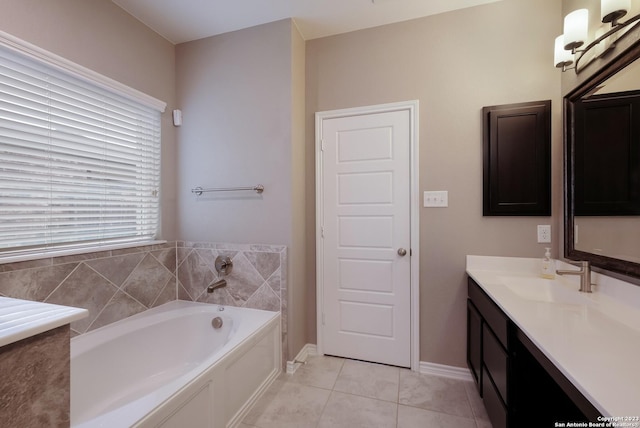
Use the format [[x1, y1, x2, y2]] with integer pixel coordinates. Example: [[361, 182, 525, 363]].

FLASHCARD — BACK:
[[483, 100, 551, 216], [573, 90, 640, 216], [467, 277, 600, 428]]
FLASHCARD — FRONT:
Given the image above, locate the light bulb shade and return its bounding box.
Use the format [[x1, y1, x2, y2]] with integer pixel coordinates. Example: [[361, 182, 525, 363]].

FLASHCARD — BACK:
[[564, 9, 589, 50], [554, 35, 574, 68], [601, 0, 630, 23]]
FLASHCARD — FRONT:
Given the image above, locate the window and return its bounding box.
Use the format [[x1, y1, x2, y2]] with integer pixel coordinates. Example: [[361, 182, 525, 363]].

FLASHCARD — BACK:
[[0, 33, 165, 258]]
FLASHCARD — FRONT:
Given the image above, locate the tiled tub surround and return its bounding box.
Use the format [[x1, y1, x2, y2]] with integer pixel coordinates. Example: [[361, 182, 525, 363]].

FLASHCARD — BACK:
[[0, 242, 179, 335], [176, 242, 288, 360], [176, 242, 286, 313], [0, 242, 288, 350]]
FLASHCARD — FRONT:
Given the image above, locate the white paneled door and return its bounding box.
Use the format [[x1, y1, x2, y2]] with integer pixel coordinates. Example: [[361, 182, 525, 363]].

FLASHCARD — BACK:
[[317, 106, 412, 368]]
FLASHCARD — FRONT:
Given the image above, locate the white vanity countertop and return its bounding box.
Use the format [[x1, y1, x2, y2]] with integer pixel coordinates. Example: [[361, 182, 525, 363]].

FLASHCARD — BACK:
[[0, 297, 88, 347], [466, 255, 640, 418]]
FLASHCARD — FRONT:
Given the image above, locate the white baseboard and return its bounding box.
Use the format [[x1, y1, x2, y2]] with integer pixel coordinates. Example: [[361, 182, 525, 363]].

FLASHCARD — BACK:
[[419, 361, 474, 382], [286, 344, 472, 383], [286, 344, 318, 374]]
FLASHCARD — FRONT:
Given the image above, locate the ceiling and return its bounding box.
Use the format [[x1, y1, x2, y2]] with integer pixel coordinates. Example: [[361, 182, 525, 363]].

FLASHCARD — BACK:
[[111, 0, 503, 44]]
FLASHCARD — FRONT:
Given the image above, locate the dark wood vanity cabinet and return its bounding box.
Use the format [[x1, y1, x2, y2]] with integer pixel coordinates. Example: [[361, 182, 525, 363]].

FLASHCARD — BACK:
[[467, 277, 601, 428], [467, 277, 511, 428]]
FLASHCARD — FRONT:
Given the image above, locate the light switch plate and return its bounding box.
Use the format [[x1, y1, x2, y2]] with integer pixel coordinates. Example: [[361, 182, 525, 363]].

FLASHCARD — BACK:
[[424, 191, 448, 207]]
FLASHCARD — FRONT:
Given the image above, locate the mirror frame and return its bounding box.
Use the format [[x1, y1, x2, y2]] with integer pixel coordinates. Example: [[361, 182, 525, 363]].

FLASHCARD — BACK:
[[564, 39, 640, 280]]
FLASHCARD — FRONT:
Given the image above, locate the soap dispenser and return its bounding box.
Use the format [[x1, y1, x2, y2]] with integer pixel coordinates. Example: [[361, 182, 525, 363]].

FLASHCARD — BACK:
[[541, 247, 555, 279]]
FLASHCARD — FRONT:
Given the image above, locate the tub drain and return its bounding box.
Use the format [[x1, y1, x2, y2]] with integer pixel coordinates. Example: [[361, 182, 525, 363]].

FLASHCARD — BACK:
[[211, 316, 224, 329]]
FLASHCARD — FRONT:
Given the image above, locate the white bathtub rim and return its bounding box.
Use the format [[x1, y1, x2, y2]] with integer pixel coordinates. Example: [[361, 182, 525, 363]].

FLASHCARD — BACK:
[[71, 301, 276, 356], [71, 301, 280, 428]]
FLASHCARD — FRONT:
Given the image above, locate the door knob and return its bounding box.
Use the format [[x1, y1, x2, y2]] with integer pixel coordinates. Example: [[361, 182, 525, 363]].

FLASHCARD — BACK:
[[397, 248, 407, 256]]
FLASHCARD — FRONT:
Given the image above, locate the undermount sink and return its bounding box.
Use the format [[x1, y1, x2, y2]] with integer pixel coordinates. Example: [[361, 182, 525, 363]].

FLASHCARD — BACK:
[[497, 275, 640, 333], [498, 276, 585, 305]]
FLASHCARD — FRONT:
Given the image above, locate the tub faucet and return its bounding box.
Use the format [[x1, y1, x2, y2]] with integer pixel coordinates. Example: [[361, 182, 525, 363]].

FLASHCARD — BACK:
[[556, 261, 593, 293], [207, 279, 227, 293]]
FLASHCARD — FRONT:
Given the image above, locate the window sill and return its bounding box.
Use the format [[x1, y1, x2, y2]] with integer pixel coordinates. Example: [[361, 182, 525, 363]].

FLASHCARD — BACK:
[[0, 240, 168, 266]]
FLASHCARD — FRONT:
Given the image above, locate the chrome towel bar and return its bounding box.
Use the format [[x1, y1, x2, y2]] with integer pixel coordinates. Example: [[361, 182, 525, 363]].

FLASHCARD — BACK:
[[191, 185, 264, 195]]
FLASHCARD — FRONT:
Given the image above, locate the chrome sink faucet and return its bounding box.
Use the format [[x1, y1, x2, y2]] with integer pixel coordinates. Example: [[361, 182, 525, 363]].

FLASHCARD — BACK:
[[556, 261, 592, 293]]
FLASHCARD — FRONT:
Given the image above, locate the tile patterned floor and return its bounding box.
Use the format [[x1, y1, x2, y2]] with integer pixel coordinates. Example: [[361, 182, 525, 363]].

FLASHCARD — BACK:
[[241, 355, 493, 428]]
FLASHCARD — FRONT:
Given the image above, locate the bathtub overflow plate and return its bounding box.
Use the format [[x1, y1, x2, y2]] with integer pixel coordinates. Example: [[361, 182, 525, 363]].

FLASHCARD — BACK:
[[212, 316, 224, 329]]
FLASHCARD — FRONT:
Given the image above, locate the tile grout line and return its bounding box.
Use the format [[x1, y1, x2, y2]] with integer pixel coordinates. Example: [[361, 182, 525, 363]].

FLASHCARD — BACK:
[[311, 357, 345, 428], [42, 262, 82, 303]]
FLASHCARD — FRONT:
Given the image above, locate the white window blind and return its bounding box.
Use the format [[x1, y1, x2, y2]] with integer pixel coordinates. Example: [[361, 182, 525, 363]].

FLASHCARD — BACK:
[[0, 41, 162, 257]]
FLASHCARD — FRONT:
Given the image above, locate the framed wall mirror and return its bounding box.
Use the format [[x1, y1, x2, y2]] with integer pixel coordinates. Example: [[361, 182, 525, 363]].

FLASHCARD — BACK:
[[565, 40, 640, 280]]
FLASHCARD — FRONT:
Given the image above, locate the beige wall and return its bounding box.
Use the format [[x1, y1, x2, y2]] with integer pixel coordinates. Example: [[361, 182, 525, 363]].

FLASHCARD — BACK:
[[175, 20, 293, 245], [0, 0, 178, 240], [306, 0, 563, 367], [175, 20, 307, 360]]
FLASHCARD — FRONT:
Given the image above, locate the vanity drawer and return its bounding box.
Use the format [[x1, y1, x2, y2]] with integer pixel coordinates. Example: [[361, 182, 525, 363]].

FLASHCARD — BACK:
[[483, 324, 508, 404], [482, 367, 507, 428], [468, 277, 509, 347]]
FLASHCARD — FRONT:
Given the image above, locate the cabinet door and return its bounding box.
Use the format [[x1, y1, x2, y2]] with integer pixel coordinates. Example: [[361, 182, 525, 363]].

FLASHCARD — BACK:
[[483, 100, 551, 216], [467, 300, 482, 391]]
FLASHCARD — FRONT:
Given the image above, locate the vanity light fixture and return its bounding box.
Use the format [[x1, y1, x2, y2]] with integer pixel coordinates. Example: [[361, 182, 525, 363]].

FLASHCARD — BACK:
[[564, 8, 589, 52], [602, 0, 631, 25], [555, 35, 575, 71], [555, 0, 640, 73]]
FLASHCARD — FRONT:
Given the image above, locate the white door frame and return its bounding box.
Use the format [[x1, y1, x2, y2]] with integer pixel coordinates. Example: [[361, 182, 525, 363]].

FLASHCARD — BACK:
[[315, 100, 420, 371]]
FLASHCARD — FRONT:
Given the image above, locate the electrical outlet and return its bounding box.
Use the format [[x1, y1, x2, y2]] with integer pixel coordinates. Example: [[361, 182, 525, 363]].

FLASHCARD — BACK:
[[537, 225, 551, 243]]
